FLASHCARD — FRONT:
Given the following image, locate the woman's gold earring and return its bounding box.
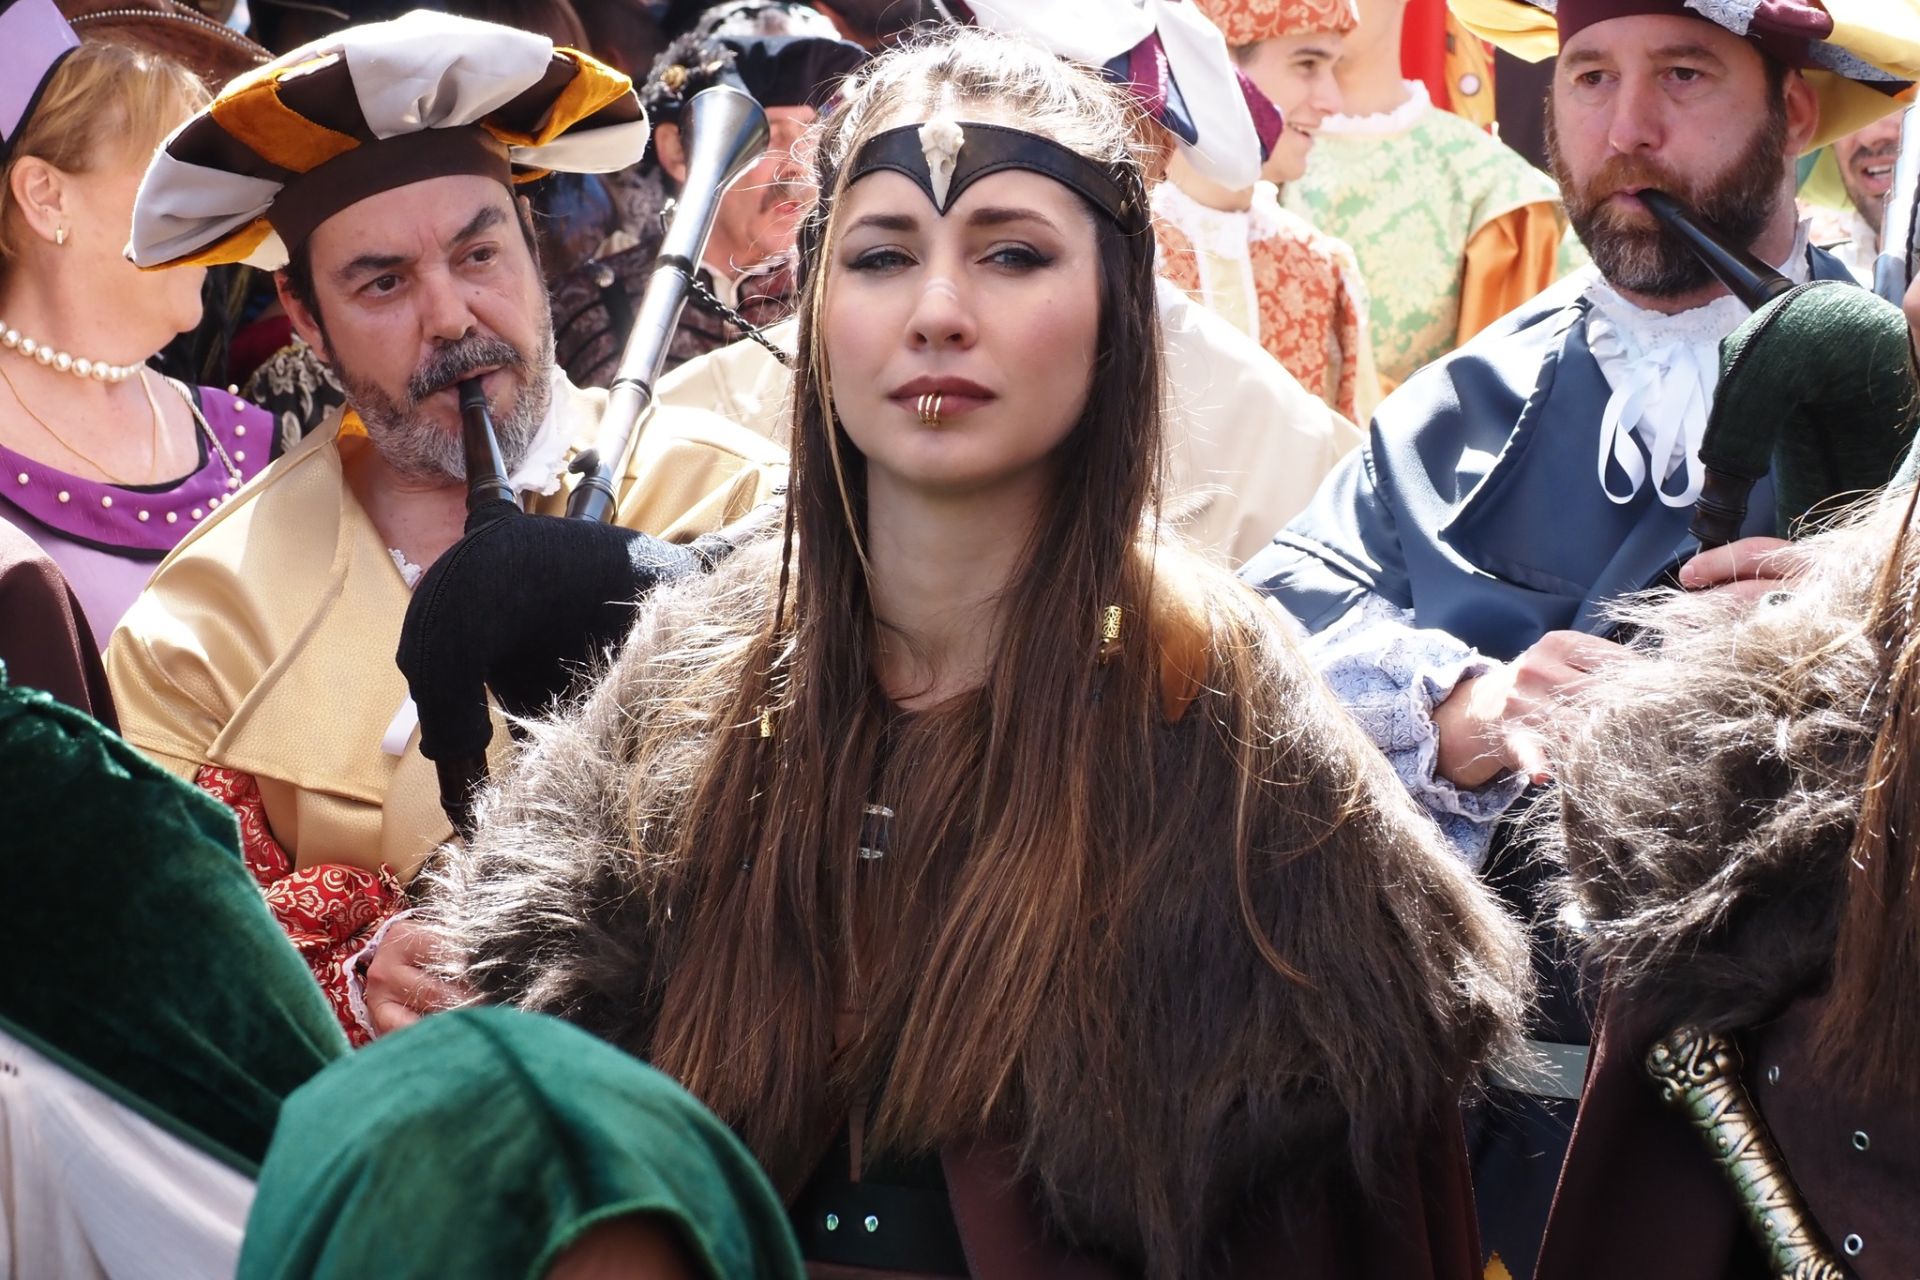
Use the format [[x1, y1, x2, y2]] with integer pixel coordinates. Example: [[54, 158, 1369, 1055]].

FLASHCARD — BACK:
[[54, 226, 67, 247]]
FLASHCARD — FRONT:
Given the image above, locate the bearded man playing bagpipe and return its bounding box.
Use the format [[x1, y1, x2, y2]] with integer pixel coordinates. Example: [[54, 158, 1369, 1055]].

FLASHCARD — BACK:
[[1241, 0, 1920, 1274], [105, 11, 787, 1039]]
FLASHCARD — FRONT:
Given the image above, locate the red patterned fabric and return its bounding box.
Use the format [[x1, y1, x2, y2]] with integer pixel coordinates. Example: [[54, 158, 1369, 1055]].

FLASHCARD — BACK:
[[197, 765, 400, 1045], [1154, 205, 1370, 420], [1193, 0, 1357, 44]]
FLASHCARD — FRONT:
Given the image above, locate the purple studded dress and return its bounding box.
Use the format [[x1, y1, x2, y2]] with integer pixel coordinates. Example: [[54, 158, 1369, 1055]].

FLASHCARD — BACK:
[[0, 381, 271, 650]]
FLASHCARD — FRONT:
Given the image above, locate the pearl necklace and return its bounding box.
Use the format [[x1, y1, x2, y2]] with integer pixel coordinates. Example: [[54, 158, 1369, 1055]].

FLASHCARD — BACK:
[[0, 321, 138, 383]]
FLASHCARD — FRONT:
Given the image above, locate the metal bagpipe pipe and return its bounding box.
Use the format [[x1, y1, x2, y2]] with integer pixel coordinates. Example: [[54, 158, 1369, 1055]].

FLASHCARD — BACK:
[[1872, 103, 1920, 310], [1636, 185, 1918, 551], [456, 83, 772, 518]]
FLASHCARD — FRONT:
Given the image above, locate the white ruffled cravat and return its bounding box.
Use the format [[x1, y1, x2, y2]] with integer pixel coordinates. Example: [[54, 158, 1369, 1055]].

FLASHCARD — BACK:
[[1583, 221, 1811, 507]]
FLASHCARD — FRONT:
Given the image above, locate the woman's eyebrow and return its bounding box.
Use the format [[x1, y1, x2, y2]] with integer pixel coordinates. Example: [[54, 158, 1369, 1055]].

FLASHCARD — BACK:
[[848, 211, 918, 233], [966, 207, 1059, 231]]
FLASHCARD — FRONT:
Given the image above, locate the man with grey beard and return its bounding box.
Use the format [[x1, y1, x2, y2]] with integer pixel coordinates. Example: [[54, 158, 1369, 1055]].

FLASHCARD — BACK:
[[1239, 0, 1916, 1275], [105, 11, 785, 1014]]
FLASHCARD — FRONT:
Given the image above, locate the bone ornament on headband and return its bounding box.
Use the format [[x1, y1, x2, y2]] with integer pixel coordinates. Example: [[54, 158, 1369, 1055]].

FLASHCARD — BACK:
[[845, 118, 1143, 227]]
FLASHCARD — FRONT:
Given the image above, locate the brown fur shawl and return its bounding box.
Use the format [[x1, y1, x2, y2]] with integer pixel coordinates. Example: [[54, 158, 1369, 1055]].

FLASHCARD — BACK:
[[1537, 500, 1905, 1036], [420, 537, 1528, 1275]]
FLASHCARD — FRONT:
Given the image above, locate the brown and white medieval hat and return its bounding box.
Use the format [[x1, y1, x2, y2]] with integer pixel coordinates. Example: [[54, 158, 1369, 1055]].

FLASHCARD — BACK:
[[1449, 0, 1917, 149], [127, 8, 648, 271]]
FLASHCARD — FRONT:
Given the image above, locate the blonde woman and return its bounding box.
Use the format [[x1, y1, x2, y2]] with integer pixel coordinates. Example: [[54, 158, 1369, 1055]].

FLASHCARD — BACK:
[[0, 14, 270, 647]]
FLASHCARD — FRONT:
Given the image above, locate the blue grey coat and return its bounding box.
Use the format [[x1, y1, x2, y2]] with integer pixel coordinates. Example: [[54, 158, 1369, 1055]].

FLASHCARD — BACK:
[[1242, 249, 1856, 659]]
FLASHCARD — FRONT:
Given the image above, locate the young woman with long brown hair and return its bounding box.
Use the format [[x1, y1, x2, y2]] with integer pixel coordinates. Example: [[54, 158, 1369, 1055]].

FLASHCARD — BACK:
[[414, 28, 1528, 1278]]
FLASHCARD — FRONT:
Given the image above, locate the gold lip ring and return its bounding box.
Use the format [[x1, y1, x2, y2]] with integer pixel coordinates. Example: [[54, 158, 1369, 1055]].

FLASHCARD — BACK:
[[927, 392, 942, 427], [916, 391, 930, 425]]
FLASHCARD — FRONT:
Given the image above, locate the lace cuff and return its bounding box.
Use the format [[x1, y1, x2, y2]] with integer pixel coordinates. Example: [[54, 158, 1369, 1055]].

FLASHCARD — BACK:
[[1305, 599, 1530, 867]]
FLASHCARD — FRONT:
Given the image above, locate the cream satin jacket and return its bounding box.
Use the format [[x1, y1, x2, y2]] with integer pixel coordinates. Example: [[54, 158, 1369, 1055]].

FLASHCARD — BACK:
[[107, 379, 786, 876]]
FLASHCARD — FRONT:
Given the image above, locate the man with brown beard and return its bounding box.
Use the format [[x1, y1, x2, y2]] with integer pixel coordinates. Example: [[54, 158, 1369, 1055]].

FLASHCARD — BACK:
[[1239, 1, 1916, 1275]]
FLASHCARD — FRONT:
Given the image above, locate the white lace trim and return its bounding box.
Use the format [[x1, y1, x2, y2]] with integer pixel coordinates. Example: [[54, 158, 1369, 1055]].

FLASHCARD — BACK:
[[382, 548, 426, 758], [387, 547, 426, 588], [1583, 220, 1812, 507], [1246, 181, 1292, 242], [1151, 180, 1261, 341], [1153, 180, 1253, 258], [1320, 79, 1431, 138]]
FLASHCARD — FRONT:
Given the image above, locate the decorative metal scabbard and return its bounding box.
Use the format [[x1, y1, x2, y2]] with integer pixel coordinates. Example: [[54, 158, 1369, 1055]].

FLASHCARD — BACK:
[[1644, 1028, 1848, 1280]]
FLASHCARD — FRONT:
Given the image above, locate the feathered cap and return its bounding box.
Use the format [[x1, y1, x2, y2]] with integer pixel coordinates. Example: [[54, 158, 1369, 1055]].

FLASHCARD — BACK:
[[0, 0, 80, 165], [1449, 0, 1917, 149], [1194, 0, 1358, 46], [127, 9, 649, 271]]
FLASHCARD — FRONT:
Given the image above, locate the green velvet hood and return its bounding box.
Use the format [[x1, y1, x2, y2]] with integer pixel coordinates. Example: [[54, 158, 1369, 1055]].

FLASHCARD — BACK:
[[238, 1006, 806, 1279], [0, 667, 349, 1174]]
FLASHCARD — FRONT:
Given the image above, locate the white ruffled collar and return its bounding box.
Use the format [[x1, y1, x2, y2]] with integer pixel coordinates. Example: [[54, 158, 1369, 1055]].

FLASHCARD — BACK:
[[1151, 179, 1289, 255], [1581, 220, 1812, 508], [1319, 80, 1431, 138]]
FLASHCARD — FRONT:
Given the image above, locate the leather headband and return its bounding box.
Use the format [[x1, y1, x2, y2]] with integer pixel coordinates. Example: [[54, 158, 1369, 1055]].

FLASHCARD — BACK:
[[844, 120, 1142, 229]]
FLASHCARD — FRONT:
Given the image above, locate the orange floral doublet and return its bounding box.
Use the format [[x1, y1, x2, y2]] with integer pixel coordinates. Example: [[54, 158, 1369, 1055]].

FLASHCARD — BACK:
[[1153, 180, 1374, 421]]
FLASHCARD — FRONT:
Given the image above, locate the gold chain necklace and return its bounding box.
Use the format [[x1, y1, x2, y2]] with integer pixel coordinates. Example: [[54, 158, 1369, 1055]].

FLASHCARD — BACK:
[[0, 360, 162, 485]]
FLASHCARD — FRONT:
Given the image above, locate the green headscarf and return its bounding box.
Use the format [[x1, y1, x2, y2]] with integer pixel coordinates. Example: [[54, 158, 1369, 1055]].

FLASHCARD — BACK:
[[239, 1007, 807, 1280], [0, 669, 348, 1174]]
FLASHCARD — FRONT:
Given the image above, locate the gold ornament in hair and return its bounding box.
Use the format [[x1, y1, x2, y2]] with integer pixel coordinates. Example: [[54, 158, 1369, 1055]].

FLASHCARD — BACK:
[[1098, 604, 1124, 665]]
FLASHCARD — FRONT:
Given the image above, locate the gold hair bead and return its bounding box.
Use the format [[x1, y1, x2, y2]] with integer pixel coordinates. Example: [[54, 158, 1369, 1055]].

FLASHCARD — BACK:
[[1098, 605, 1123, 665], [759, 707, 775, 738]]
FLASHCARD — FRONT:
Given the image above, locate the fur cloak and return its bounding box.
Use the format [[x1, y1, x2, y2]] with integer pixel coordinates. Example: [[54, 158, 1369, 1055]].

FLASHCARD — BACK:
[[1530, 491, 1920, 1280], [421, 537, 1529, 1276], [1537, 505, 1901, 1029]]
